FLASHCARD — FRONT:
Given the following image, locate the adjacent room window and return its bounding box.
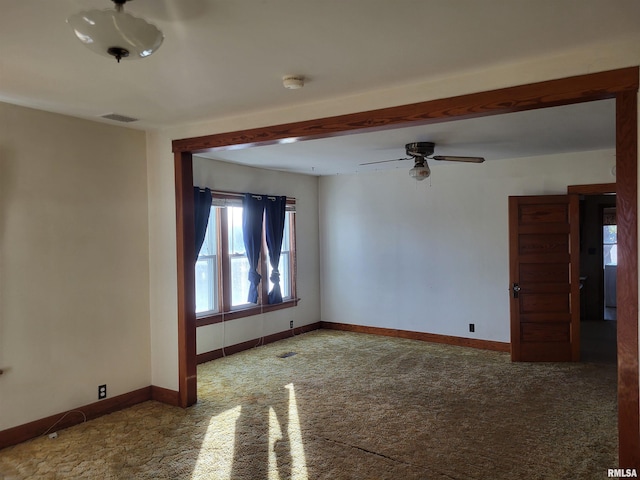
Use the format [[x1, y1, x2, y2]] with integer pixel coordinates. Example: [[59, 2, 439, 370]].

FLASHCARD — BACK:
[[195, 192, 297, 320], [603, 207, 617, 266], [603, 225, 617, 266]]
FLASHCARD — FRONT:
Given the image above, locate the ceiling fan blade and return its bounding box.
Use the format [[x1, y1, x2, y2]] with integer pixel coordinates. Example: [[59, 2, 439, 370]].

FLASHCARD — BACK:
[[359, 157, 412, 166], [432, 155, 485, 163]]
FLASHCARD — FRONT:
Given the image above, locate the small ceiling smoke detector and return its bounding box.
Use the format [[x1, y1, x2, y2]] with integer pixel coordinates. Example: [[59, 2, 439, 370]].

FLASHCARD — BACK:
[[282, 75, 304, 90]]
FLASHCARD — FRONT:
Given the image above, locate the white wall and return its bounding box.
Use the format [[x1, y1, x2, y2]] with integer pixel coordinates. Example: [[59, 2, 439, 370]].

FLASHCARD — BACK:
[[0, 102, 150, 430], [319, 150, 615, 342], [192, 157, 320, 354]]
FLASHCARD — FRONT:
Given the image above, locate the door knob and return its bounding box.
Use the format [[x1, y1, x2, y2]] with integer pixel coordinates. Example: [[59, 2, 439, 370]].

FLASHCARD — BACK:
[[512, 283, 521, 298]]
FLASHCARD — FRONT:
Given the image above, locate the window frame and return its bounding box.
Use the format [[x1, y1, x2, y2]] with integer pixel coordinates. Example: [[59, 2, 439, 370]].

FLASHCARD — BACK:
[[196, 193, 298, 327]]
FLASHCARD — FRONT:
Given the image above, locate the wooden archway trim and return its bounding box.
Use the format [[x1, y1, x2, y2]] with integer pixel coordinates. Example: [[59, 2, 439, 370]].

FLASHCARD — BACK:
[[568, 183, 616, 195], [615, 88, 639, 469], [172, 67, 637, 154], [173, 67, 639, 467]]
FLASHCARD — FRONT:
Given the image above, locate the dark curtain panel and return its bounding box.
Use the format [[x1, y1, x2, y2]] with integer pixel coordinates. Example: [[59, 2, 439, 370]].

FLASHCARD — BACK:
[[242, 193, 265, 303], [265, 196, 287, 304], [193, 187, 212, 262]]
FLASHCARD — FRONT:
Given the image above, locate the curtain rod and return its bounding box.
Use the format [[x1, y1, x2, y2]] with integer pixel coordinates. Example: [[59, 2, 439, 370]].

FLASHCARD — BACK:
[[197, 188, 295, 203]]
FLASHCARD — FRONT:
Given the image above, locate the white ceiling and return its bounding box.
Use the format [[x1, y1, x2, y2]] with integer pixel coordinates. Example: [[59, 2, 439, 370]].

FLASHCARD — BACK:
[[0, 0, 635, 174]]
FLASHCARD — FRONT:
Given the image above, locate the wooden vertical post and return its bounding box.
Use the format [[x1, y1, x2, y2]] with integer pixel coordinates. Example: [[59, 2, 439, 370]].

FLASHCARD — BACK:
[[616, 89, 639, 468], [174, 151, 197, 407]]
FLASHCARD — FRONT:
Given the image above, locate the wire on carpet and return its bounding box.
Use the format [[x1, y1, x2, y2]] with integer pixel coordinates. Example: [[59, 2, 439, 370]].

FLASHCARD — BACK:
[[42, 410, 87, 437]]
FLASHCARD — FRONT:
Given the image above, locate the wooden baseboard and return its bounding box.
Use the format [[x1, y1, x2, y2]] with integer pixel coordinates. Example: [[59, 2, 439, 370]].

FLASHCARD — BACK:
[[195, 321, 508, 364], [320, 322, 511, 353], [151, 385, 181, 407], [0, 386, 152, 450], [2, 321, 503, 450], [197, 322, 321, 364], [0, 384, 182, 450]]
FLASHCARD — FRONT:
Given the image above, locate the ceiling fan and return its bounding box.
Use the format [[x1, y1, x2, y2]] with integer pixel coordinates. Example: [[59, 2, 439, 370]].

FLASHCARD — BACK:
[[360, 142, 485, 181]]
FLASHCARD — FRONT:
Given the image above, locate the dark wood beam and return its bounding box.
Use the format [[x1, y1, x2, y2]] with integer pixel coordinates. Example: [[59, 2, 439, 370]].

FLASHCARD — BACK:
[[172, 67, 638, 154]]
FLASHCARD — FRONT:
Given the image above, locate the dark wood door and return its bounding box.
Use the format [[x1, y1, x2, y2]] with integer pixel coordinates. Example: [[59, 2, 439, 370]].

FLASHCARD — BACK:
[[509, 195, 580, 362]]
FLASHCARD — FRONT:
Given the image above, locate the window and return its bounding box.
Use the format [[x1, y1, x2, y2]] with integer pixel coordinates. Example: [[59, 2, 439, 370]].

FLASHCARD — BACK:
[[603, 207, 617, 267], [195, 209, 219, 314], [603, 225, 617, 266], [227, 206, 251, 307], [269, 213, 292, 298], [195, 193, 297, 323]]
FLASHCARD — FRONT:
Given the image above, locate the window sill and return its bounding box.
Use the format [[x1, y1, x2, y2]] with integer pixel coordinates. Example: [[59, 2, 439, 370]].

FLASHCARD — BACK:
[[196, 298, 299, 327]]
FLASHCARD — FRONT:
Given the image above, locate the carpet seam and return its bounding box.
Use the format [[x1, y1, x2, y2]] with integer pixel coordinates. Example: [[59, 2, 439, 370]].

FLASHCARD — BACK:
[[313, 434, 470, 480]]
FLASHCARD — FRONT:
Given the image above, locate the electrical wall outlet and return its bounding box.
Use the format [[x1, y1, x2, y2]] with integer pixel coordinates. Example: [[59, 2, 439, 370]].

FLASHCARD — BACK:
[[290, 320, 294, 329], [98, 384, 107, 400], [469, 324, 475, 333]]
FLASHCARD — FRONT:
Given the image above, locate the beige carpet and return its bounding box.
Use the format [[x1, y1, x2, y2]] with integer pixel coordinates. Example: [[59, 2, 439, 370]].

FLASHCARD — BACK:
[[0, 330, 618, 479]]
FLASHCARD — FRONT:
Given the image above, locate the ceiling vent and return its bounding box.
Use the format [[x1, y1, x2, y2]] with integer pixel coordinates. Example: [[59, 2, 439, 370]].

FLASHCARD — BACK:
[[101, 113, 138, 123]]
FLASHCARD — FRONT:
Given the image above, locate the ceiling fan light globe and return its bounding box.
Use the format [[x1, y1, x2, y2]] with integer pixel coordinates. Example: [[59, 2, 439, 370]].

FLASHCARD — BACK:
[[67, 8, 164, 61], [409, 165, 431, 181]]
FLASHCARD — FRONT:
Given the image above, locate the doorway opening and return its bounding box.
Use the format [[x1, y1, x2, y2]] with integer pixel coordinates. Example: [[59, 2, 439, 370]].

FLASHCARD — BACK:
[[174, 67, 639, 466], [578, 192, 617, 363]]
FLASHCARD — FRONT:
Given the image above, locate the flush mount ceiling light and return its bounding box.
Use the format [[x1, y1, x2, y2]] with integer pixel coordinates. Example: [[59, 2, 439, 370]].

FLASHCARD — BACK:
[[67, 0, 164, 63]]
